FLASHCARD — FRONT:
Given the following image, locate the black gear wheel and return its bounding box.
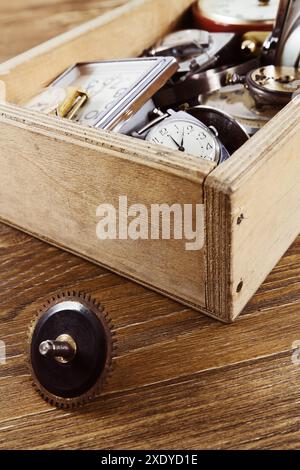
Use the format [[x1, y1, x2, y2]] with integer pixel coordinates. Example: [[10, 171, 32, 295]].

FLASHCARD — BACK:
[[27, 291, 116, 408]]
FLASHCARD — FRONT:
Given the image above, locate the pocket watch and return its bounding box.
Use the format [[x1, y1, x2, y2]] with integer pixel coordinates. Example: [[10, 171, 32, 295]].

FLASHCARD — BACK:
[[263, 0, 300, 67], [25, 58, 178, 130], [193, 0, 279, 33], [200, 84, 278, 135], [246, 65, 300, 106], [146, 29, 237, 73], [186, 105, 250, 155], [134, 109, 229, 164]]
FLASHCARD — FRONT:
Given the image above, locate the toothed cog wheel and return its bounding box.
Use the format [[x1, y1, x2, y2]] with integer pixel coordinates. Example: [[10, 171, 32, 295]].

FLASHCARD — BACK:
[[28, 292, 115, 408]]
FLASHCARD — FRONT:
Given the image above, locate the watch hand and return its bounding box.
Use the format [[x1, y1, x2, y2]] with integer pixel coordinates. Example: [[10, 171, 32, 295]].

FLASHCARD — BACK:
[[180, 129, 185, 148], [169, 135, 181, 148], [169, 135, 185, 152]]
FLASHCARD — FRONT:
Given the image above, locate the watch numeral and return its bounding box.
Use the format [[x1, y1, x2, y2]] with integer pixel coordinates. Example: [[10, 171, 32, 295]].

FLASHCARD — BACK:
[[83, 110, 100, 120], [103, 77, 115, 87], [197, 132, 207, 140], [159, 128, 168, 136], [114, 88, 128, 99]]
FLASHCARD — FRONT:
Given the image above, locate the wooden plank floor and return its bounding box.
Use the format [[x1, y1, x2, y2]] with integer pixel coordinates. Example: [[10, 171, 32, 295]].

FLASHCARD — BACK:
[[0, 0, 300, 450]]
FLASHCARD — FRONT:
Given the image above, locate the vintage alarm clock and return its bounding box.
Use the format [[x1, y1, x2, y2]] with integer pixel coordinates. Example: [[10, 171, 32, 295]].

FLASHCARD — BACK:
[[193, 0, 279, 33], [263, 0, 300, 67], [28, 292, 115, 408], [134, 109, 230, 164], [26, 58, 178, 131]]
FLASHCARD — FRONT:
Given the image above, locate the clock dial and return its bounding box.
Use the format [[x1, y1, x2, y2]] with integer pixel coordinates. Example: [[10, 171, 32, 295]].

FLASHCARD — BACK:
[[194, 0, 279, 32], [26, 87, 68, 114], [146, 119, 218, 162]]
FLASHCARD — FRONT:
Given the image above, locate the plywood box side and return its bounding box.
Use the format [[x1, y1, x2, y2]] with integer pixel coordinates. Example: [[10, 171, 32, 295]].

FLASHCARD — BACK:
[[205, 97, 300, 193], [0, 104, 212, 309], [205, 97, 300, 321], [0, 0, 195, 104], [204, 185, 232, 322], [0, 103, 215, 179]]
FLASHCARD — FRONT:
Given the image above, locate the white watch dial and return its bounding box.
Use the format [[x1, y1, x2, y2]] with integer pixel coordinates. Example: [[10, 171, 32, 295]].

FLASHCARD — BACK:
[[146, 118, 218, 162], [198, 0, 279, 24]]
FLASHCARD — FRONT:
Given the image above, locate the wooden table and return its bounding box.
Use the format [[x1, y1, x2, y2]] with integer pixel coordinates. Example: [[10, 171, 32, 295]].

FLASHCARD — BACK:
[[0, 0, 300, 451]]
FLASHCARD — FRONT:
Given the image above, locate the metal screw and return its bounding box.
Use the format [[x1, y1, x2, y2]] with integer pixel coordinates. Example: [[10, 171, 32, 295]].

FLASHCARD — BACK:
[[39, 334, 77, 363]]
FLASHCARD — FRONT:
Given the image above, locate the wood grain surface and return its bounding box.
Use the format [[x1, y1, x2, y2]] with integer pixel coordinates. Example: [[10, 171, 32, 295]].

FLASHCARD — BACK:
[[0, 0, 300, 450]]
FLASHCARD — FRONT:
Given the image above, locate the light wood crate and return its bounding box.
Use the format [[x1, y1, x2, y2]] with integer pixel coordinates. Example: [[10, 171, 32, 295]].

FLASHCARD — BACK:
[[0, 0, 299, 322]]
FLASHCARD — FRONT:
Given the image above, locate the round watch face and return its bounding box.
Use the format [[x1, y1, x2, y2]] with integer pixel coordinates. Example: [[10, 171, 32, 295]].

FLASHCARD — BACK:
[[194, 0, 279, 32], [200, 84, 277, 134], [146, 118, 219, 162]]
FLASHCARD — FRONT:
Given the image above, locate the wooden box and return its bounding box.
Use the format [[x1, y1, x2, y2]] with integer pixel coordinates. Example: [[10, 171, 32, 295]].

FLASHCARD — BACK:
[[0, 0, 299, 322]]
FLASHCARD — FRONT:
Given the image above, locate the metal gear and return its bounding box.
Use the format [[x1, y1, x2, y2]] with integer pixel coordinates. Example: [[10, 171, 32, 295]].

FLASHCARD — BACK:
[[27, 291, 115, 409]]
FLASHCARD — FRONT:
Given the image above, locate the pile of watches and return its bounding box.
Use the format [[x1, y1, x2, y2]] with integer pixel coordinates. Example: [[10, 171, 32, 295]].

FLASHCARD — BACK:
[[25, 0, 300, 166], [133, 0, 300, 164]]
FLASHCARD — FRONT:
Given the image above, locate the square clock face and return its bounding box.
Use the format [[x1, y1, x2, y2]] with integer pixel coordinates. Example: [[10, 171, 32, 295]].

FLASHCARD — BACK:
[[26, 58, 178, 130]]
